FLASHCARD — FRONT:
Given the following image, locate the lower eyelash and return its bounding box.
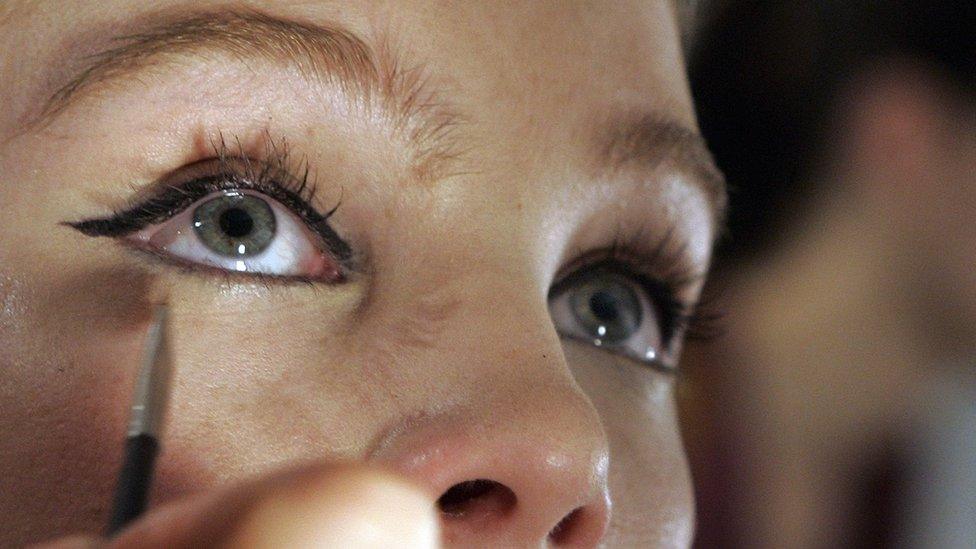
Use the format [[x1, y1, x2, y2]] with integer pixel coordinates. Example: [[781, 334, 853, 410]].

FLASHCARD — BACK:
[[120, 239, 326, 288]]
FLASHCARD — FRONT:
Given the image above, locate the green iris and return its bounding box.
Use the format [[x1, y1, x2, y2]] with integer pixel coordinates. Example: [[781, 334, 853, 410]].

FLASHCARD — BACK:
[[569, 273, 642, 342], [192, 193, 276, 257]]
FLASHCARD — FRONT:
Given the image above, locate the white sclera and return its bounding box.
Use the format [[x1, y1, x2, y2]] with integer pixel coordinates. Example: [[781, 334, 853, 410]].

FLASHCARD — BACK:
[[548, 274, 665, 367], [131, 190, 330, 278]]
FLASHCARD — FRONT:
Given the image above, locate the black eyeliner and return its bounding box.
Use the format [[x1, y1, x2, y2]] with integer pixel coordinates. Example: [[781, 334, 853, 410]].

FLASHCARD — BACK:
[[67, 168, 351, 263]]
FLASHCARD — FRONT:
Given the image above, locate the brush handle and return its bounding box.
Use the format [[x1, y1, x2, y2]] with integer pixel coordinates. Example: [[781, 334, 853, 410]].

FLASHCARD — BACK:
[[106, 433, 159, 536]]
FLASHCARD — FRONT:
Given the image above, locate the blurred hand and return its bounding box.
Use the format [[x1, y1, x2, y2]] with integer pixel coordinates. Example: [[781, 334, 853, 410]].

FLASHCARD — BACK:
[[34, 463, 440, 548]]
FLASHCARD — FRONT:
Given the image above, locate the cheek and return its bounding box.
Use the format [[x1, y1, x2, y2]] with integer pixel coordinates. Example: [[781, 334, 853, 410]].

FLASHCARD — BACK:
[[0, 256, 155, 539], [0, 153, 165, 539], [563, 341, 694, 548], [137, 276, 387, 505]]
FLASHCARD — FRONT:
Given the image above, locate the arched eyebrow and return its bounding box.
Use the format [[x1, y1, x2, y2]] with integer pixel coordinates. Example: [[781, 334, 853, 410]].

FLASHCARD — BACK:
[[600, 114, 728, 227], [24, 10, 462, 180], [38, 11, 377, 119], [23, 9, 726, 223]]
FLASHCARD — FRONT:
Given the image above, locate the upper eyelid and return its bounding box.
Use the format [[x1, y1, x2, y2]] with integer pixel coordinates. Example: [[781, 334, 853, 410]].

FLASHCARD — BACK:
[[552, 240, 704, 301], [67, 147, 308, 229], [64, 169, 299, 236], [64, 153, 354, 263]]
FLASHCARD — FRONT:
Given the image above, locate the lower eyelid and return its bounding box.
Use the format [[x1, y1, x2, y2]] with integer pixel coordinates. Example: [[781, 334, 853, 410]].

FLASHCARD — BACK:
[[558, 334, 678, 375], [116, 239, 329, 287]]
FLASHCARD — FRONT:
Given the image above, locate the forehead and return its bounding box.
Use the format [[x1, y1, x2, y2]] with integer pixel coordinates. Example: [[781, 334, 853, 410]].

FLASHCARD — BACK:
[[397, 1, 697, 122], [2, 0, 720, 229], [3, 0, 694, 125]]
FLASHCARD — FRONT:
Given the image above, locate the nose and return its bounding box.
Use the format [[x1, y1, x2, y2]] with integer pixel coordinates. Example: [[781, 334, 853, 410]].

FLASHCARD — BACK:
[[367, 386, 611, 547], [360, 266, 613, 546]]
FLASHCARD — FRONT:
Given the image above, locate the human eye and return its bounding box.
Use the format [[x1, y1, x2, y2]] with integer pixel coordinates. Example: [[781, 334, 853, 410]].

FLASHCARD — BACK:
[[547, 241, 702, 373], [65, 139, 351, 284]]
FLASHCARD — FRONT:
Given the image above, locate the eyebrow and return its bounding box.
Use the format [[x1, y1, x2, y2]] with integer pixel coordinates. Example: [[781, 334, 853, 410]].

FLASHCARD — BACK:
[[28, 10, 461, 180], [601, 114, 727, 225], [27, 10, 726, 222]]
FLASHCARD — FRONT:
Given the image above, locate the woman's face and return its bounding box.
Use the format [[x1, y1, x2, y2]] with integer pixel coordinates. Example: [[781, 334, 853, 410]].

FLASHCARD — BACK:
[[0, 1, 722, 546]]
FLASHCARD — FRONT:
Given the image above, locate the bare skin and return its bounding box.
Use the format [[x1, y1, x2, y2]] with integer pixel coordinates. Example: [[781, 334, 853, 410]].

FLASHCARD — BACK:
[[0, 1, 721, 546]]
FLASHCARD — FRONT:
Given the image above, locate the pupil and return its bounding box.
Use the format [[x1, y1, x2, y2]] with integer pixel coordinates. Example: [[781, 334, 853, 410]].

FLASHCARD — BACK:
[[589, 291, 619, 322], [218, 207, 254, 238]]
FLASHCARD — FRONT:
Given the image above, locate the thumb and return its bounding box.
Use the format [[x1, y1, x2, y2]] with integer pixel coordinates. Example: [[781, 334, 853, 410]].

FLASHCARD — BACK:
[[111, 463, 439, 548], [223, 465, 440, 548]]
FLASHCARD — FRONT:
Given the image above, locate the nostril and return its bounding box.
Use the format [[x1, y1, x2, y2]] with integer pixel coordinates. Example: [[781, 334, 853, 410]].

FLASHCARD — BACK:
[[437, 479, 517, 520], [547, 507, 586, 545]]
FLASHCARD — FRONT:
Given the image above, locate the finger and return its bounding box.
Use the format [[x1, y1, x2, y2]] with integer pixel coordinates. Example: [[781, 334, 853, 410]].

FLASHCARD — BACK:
[[30, 535, 103, 549], [109, 462, 439, 548]]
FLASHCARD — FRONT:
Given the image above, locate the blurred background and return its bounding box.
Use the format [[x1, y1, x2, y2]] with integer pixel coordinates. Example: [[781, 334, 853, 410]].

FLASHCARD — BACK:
[[679, 1, 975, 547]]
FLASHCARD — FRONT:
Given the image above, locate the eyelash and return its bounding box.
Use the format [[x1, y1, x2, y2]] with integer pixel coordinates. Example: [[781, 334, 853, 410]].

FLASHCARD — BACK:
[[64, 133, 721, 344], [64, 135, 352, 281], [552, 227, 721, 352]]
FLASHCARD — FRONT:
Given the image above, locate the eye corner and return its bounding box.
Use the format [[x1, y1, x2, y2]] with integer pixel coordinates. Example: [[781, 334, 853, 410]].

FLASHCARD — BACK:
[[68, 144, 353, 285]]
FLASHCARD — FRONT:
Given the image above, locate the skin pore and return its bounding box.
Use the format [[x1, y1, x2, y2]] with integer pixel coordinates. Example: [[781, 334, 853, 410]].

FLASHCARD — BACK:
[[0, 1, 722, 547]]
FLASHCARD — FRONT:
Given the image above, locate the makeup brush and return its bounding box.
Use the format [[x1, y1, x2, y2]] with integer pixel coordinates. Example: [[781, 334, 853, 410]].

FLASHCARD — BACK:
[[106, 304, 172, 535]]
